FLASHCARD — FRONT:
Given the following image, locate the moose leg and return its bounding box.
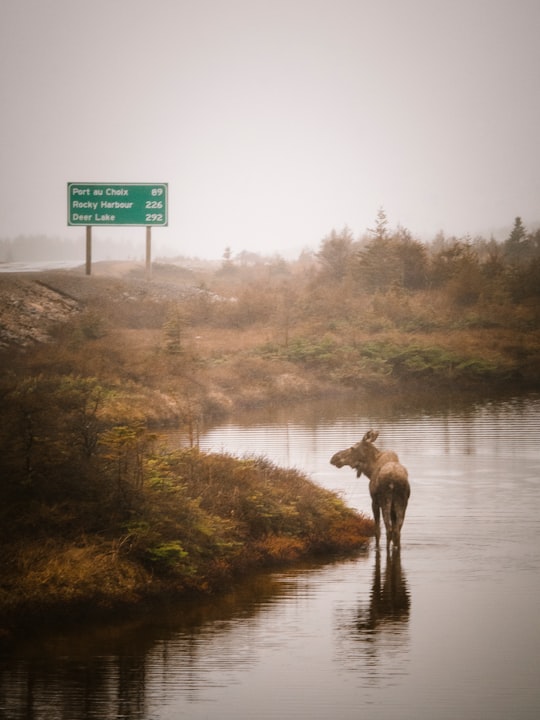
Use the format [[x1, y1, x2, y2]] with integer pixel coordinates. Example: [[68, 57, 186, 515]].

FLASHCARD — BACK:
[[391, 498, 407, 549], [380, 496, 394, 552], [371, 500, 381, 548]]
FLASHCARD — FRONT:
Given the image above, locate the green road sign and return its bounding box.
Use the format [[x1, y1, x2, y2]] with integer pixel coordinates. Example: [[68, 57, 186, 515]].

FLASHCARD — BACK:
[[68, 183, 168, 226]]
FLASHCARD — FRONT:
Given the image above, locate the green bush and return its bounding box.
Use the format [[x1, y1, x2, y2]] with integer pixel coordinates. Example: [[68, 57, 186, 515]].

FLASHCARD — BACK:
[[146, 541, 189, 569], [282, 336, 338, 366]]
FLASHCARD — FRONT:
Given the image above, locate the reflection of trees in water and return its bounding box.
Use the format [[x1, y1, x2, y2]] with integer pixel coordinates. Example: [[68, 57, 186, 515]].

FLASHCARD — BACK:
[[0, 569, 291, 719], [0, 654, 147, 720], [1, 618, 234, 719], [336, 549, 411, 679]]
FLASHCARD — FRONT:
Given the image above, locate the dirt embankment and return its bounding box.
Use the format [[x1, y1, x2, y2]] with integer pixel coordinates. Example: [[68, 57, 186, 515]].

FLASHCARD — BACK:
[[0, 262, 199, 348], [0, 275, 80, 347], [0, 263, 330, 423]]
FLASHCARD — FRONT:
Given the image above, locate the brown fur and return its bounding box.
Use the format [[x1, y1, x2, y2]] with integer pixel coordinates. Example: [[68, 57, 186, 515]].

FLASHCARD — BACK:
[[330, 430, 410, 550]]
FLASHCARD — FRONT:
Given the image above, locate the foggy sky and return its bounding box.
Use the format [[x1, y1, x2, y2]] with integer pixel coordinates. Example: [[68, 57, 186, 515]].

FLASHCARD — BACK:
[[1, 0, 539, 259]]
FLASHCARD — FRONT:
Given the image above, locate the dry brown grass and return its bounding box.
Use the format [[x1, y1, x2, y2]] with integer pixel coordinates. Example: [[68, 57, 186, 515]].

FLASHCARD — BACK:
[[2, 539, 153, 617], [0, 448, 374, 633]]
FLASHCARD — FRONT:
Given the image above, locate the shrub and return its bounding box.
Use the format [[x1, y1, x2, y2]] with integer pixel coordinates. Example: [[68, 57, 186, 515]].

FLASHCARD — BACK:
[[282, 336, 338, 366]]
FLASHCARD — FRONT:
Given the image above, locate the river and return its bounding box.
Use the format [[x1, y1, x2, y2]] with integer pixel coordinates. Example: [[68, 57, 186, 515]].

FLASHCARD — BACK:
[[1, 392, 539, 719]]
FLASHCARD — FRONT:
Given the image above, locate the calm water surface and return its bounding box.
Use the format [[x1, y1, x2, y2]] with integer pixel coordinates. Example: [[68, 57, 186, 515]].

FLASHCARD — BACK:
[[2, 392, 540, 719]]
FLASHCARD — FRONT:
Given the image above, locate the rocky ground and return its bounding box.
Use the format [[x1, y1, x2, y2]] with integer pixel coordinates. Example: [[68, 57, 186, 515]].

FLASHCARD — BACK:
[[0, 261, 204, 348], [0, 274, 81, 347]]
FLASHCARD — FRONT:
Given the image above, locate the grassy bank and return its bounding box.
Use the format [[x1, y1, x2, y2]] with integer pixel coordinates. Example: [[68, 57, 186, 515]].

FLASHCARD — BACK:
[[0, 448, 373, 639]]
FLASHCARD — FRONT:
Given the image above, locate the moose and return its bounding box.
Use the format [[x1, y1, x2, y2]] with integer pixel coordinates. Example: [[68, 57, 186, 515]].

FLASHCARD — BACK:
[[330, 430, 410, 551]]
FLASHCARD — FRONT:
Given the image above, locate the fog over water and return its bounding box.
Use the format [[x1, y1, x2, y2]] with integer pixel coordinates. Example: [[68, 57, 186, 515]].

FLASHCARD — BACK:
[[1, 0, 540, 259]]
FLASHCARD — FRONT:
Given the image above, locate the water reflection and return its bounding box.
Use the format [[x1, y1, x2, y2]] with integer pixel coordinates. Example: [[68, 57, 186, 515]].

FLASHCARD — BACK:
[[355, 550, 410, 637], [2, 393, 540, 720], [336, 550, 410, 684], [0, 653, 144, 720], [0, 565, 330, 720]]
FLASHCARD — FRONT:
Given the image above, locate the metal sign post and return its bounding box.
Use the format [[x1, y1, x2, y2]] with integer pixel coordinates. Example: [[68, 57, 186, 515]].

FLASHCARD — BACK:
[[146, 226, 152, 280], [86, 226, 92, 276]]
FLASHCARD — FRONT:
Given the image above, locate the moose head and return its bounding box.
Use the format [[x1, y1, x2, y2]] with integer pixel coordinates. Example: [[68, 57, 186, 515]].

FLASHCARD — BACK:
[[330, 430, 380, 478]]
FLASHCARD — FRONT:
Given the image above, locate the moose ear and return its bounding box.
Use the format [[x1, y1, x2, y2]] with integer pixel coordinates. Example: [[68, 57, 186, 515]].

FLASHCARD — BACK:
[[363, 429, 379, 443]]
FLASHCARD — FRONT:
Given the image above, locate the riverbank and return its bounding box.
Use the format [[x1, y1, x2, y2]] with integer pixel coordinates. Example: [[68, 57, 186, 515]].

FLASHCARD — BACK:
[[1, 259, 539, 639], [0, 448, 373, 643]]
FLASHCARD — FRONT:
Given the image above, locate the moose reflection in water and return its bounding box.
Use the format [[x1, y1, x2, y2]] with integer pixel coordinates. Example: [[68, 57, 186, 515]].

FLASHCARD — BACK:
[[356, 550, 411, 637], [337, 549, 411, 674], [330, 430, 410, 551]]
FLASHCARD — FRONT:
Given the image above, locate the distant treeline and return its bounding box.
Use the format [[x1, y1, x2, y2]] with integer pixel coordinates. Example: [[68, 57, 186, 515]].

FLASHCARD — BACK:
[[0, 235, 143, 262], [313, 212, 540, 302], [2, 214, 540, 268]]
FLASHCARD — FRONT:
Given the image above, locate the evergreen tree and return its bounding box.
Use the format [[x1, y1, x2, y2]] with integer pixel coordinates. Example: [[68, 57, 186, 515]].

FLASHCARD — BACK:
[[504, 217, 532, 264], [316, 227, 355, 282], [368, 207, 390, 241]]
